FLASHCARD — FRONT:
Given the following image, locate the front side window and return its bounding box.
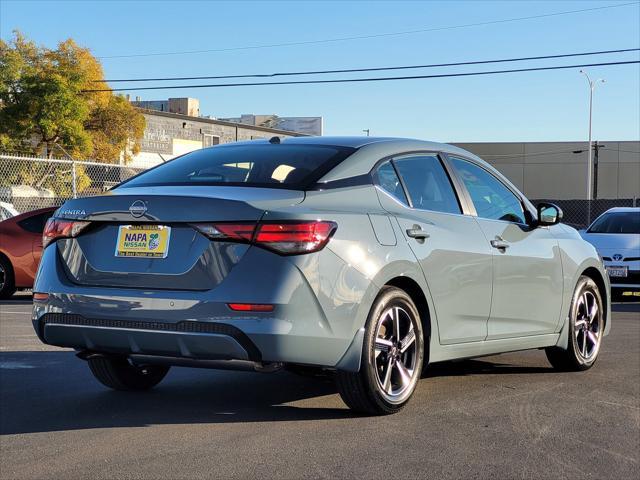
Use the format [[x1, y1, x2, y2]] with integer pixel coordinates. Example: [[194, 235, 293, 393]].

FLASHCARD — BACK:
[[119, 144, 356, 190], [450, 157, 526, 224], [374, 161, 409, 205], [588, 211, 640, 234], [392, 155, 461, 214]]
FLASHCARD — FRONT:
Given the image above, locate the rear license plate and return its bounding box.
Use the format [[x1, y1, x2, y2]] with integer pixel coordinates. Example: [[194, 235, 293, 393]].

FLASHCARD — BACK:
[[115, 225, 171, 258], [606, 266, 628, 278]]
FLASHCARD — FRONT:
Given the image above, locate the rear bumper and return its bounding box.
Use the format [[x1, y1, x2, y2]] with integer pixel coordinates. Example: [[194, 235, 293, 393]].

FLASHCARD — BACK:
[[35, 313, 261, 361], [32, 244, 373, 370]]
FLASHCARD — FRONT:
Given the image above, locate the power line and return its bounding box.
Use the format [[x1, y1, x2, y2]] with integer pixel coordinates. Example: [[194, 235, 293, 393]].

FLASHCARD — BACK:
[[99, 48, 640, 83], [82, 60, 640, 93], [96, 2, 640, 60]]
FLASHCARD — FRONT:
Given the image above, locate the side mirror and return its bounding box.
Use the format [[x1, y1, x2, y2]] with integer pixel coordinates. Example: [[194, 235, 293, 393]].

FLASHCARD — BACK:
[[537, 202, 563, 226]]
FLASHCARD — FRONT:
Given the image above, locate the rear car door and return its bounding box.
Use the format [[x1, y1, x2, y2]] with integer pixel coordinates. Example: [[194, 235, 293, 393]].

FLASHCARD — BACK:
[[374, 153, 493, 344], [447, 156, 563, 339]]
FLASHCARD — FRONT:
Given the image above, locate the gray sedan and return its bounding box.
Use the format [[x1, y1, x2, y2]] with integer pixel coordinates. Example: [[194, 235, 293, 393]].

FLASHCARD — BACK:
[[32, 137, 611, 414]]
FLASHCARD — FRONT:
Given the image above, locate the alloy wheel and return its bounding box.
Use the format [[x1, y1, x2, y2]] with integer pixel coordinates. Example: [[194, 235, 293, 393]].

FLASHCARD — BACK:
[[573, 290, 602, 361], [372, 306, 420, 403]]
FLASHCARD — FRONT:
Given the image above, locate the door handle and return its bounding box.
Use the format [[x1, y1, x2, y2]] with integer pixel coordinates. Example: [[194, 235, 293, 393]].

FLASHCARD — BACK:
[[490, 236, 509, 250], [406, 225, 430, 240]]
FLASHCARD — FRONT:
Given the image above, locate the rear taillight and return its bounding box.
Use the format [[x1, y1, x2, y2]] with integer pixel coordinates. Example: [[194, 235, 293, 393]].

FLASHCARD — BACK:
[[191, 220, 337, 255], [42, 218, 91, 249]]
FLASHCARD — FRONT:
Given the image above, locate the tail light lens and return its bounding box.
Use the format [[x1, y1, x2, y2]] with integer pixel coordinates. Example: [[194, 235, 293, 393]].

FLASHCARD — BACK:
[[42, 218, 91, 249], [191, 220, 337, 255]]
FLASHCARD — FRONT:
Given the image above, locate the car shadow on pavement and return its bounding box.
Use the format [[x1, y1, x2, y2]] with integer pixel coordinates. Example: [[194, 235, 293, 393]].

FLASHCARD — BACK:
[[0, 351, 354, 435], [424, 359, 554, 378], [1, 350, 562, 435]]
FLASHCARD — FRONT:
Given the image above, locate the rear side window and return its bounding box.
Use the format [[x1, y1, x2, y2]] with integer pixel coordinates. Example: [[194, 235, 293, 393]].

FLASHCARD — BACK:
[[374, 161, 409, 205], [450, 157, 526, 224], [119, 144, 356, 190], [18, 211, 54, 234], [392, 155, 461, 214], [588, 212, 640, 234]]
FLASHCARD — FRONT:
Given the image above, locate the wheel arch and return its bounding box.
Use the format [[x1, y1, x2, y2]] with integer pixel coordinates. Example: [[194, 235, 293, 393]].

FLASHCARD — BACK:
[[556, 262, 611, 350], [384, 276, 432, 346], [581, 266, 609, 329]]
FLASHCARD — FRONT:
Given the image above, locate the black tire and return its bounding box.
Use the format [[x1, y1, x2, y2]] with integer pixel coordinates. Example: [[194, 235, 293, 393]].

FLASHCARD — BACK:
[[87, 356, 169, 391], [546, 276, 604, 372], [0, 255, 17, 300], [336, 286, 424, 415]]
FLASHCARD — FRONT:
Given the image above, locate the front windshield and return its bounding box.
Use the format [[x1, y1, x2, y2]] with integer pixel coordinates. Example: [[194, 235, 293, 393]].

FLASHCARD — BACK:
[[588, 211, 640, 234]]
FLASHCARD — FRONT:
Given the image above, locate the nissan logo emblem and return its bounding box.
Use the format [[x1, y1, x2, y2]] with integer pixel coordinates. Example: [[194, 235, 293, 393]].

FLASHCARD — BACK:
[[129, 200, 147, 218]]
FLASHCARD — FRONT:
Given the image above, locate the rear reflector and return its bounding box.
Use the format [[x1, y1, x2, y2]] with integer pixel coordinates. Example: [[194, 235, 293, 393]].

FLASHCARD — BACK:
[[33, 292, 49, 302], [43, 218, 90, 249], [227, 303, 274, 312], [191, 220, 337, 255]]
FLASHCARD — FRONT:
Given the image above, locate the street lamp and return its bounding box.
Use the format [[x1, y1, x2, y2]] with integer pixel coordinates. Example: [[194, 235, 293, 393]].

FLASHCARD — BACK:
[[580, 70, 605, 202], [362, 129, 370, 137]]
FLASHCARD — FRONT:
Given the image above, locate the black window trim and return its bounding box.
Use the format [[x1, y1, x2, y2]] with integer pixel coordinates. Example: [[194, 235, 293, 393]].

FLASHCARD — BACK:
[[441, 152, 535, 227], [370, 150, 474, 216]]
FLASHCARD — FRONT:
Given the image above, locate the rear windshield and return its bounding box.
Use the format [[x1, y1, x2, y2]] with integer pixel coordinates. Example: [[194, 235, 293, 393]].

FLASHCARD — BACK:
[[119, 144, 356, 190], [588, 211, 640, 234]]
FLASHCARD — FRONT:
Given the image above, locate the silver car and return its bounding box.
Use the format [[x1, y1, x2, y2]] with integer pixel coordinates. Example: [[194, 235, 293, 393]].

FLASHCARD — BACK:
[[580, 207, 640, 299], [33, 137, 611, 415]]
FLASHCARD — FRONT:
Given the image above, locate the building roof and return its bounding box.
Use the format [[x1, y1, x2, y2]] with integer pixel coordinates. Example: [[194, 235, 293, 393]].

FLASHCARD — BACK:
[[138, 108, 308, 137]]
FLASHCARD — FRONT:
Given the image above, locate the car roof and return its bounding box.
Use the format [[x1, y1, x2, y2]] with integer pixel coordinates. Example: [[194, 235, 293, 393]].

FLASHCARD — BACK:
[[6, 206, 57, 222], [221, 135, 463, 152], [601, 207, 640, 213]]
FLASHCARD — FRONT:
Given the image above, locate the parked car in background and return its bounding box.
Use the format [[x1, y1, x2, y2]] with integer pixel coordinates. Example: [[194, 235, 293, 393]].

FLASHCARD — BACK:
[[0, 207, 57, 298], [32, 137, 610, 415], [580, 207, 640, 299], [0, 201, 20, 221]]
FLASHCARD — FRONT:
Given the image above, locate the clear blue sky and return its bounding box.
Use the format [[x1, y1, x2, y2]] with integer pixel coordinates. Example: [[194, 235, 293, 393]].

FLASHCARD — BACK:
[[1, 0, 639, 141]]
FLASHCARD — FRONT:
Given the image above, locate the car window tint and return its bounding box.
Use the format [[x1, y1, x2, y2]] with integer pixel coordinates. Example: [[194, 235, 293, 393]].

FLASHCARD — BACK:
[[392, 155, 461, 214], [119, 144, 356, 189], [374, 161, 409, 205], [18, 211, 54, 234], [450, 157, 526, 224], [588, 211, 640, 234]]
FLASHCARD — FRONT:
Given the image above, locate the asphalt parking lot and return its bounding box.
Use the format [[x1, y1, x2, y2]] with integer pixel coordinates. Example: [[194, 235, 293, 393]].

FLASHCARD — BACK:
[[1, 293, 638, 480]]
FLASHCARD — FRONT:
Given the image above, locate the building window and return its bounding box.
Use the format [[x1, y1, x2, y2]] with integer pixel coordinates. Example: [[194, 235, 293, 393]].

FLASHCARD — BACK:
[[203, 134, 220, 147]]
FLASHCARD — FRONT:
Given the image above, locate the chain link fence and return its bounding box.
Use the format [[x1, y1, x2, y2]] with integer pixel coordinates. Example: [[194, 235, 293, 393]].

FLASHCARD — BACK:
[[0, 154, 147, 214], [530, 198, 639, 230], [0, 153, 637, 229]]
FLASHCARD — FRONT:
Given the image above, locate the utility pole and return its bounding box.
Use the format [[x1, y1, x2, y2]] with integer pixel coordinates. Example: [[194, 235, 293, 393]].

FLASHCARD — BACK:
[[580, 70, 604, 226], [592, 141, 605, 200]]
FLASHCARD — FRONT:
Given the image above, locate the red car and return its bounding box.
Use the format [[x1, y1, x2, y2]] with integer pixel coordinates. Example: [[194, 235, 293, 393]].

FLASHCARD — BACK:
[[0, 207, 57, 298]]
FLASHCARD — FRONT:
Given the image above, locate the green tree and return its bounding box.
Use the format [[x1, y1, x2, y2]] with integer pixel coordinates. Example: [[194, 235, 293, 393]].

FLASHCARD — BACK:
[[0, 31, 145, 163]]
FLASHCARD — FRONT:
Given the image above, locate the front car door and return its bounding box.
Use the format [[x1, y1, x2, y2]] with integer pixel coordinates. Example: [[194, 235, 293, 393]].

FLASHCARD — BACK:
[[446, 156, 564, 339], [374, 153, 493, 344]]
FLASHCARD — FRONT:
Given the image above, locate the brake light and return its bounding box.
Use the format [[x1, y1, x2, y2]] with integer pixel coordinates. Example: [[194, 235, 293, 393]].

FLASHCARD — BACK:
[[42, 218, 90, 249], [254, 221, 337, 254], [227, 303, 274, 312], [191, 220, 337, 255]]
